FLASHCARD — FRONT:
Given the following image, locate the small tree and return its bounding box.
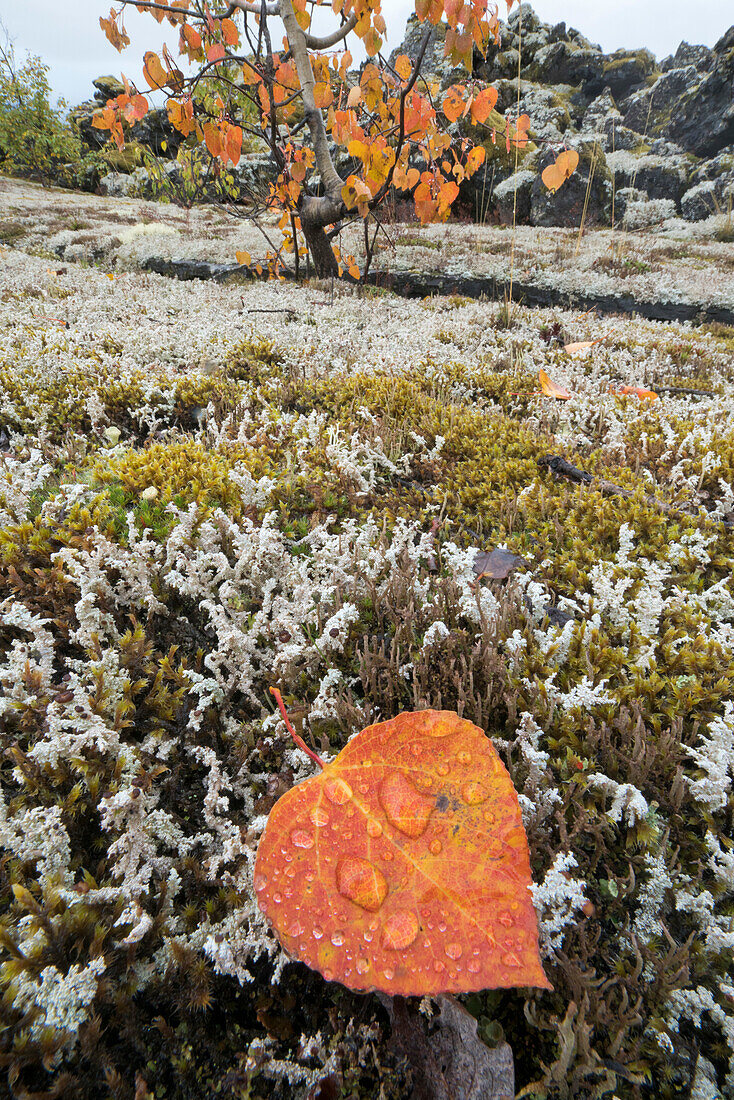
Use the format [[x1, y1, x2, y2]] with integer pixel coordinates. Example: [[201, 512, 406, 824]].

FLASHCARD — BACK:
[[96, 0, 555, 277], [0, 33, 87, 187]]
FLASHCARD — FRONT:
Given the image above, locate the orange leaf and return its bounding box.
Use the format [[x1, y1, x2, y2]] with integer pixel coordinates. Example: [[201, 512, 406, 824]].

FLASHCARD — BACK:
[[394, 54, 412, 82], [235, 250, 251, 266], [563, 341, 596, 355], [255, 706, 551, 996], [538, 368, 572, 400], [613, 385, 658, 401], [100, 12, 130, 51], [142, 50, 167, 90], [556, 148, 579, 178], [470, 85, 498, 125], [541, 162, 565, 193], [221, 17, 239, 46], [442, 87, 466, 123], [206, 41, 226, 64]]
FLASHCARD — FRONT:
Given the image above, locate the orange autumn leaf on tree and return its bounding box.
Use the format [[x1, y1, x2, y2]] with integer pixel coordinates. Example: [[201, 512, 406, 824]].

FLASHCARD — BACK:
[[541, 148, 579, 193], [255, 694, 551, 996], [538, 368, 572, 400], [142, 50, 167, 90]]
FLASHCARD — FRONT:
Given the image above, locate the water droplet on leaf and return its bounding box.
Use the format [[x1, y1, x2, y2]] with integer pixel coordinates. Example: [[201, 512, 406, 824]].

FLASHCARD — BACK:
[[310, 807, 329, 827], [461, 782, 489, 805], [336, 856, 388, 912], [356, 958, 369, 975], [379, 771, 435, 838], [290, 828, 314, 849], [324, 777, 353, 805], [312, 926, 324, 940], [330, 930, 345, 947], [366, 817, 383, 838], [381, 909, 420, 950], [253, 873, 267, 892], [429, 839, 442, 855], [445, 942, 462, 959]]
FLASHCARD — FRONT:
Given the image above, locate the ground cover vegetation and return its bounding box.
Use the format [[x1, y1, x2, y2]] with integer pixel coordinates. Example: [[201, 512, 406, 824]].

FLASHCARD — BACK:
[[1, 183, 734, 1095]]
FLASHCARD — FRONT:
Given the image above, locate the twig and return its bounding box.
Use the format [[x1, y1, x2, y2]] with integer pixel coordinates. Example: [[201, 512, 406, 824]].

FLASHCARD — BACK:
[[246, 308, 298, 314], [653, 385, 715, 397]]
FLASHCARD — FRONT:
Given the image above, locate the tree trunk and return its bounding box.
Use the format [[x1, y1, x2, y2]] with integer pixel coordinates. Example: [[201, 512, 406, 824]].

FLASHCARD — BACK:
[[300, 193, 343, 278]]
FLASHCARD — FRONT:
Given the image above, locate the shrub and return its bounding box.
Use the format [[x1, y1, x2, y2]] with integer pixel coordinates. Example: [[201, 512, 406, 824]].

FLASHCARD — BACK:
[[0, 38, 94, 188]]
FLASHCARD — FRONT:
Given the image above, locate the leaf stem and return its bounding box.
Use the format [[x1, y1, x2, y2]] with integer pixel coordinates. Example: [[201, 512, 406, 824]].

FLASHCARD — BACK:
[[269, 686, 325, 770]]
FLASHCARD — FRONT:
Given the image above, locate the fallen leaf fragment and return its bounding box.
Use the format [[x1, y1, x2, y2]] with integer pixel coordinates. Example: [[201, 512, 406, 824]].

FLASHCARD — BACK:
[[473, 548, 528, 580], [384, 994, 515, 1100], [611, 385, 658, 401], [538, 368, 572, 400], [255, 701, 551, 997], [563, 340, 597, 355]]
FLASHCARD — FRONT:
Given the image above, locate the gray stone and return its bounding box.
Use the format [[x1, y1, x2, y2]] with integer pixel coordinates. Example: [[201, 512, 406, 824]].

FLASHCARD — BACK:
[[660, 41, 713, 73], [681, 178, 734, 221], [130, 107, 183, 158], [621, 66, 701, 134], [598, 50, 656, 100], [92, 75, 125, 102], [492, 169, 535, 223], [606, 150, 689, 204], [99, 172, 138, 198], [669, 26, 734, 156], [530, 142, 611, 226], [494, 80, 572, 142], [532, 41, 604, 87]]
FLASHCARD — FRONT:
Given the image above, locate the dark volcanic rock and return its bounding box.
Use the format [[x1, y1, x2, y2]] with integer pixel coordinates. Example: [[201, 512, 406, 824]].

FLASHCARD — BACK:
[[669, 26, 734, 157], [621, 65, 701, 133], [660, 41, 714, 73], [606, 150, 689, 205], [531, 41, 604, 87], [130, 108, 184, 158], [530, 143, 611, 227], [598, 49, 656, 99]]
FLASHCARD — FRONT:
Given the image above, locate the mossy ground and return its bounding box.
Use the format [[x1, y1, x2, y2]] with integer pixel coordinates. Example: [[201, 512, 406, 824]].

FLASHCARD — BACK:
[[1, 190, 734, 1100]]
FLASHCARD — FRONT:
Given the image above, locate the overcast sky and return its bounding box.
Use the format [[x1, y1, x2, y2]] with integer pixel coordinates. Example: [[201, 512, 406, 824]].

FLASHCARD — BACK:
[[1, 1, 732, 108]]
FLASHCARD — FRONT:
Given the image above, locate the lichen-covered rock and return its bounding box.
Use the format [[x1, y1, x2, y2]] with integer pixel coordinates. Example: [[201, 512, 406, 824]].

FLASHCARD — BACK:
[[531, 41, 604, 87], [530, 142, 611, 227], [98, 171, 139, 198], [599, 49, 657, 100], [669, 26, 734, 156], [606, 150, 690, 205], [494, 80, 573, 142], [492, 168, 535, 223], [621, 65, 702, 134], [681, 178, 734, 221], [660, 40, 714, 73]]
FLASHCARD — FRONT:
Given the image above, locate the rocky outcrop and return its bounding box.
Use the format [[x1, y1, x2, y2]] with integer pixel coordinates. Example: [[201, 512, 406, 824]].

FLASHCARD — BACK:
[[387, 3, 733, 226], [73, 4, 734, 228]]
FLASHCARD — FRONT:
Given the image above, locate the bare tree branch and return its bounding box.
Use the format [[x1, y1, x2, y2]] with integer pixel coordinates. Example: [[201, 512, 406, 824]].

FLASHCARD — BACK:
[[304, 13, 357, 49]]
